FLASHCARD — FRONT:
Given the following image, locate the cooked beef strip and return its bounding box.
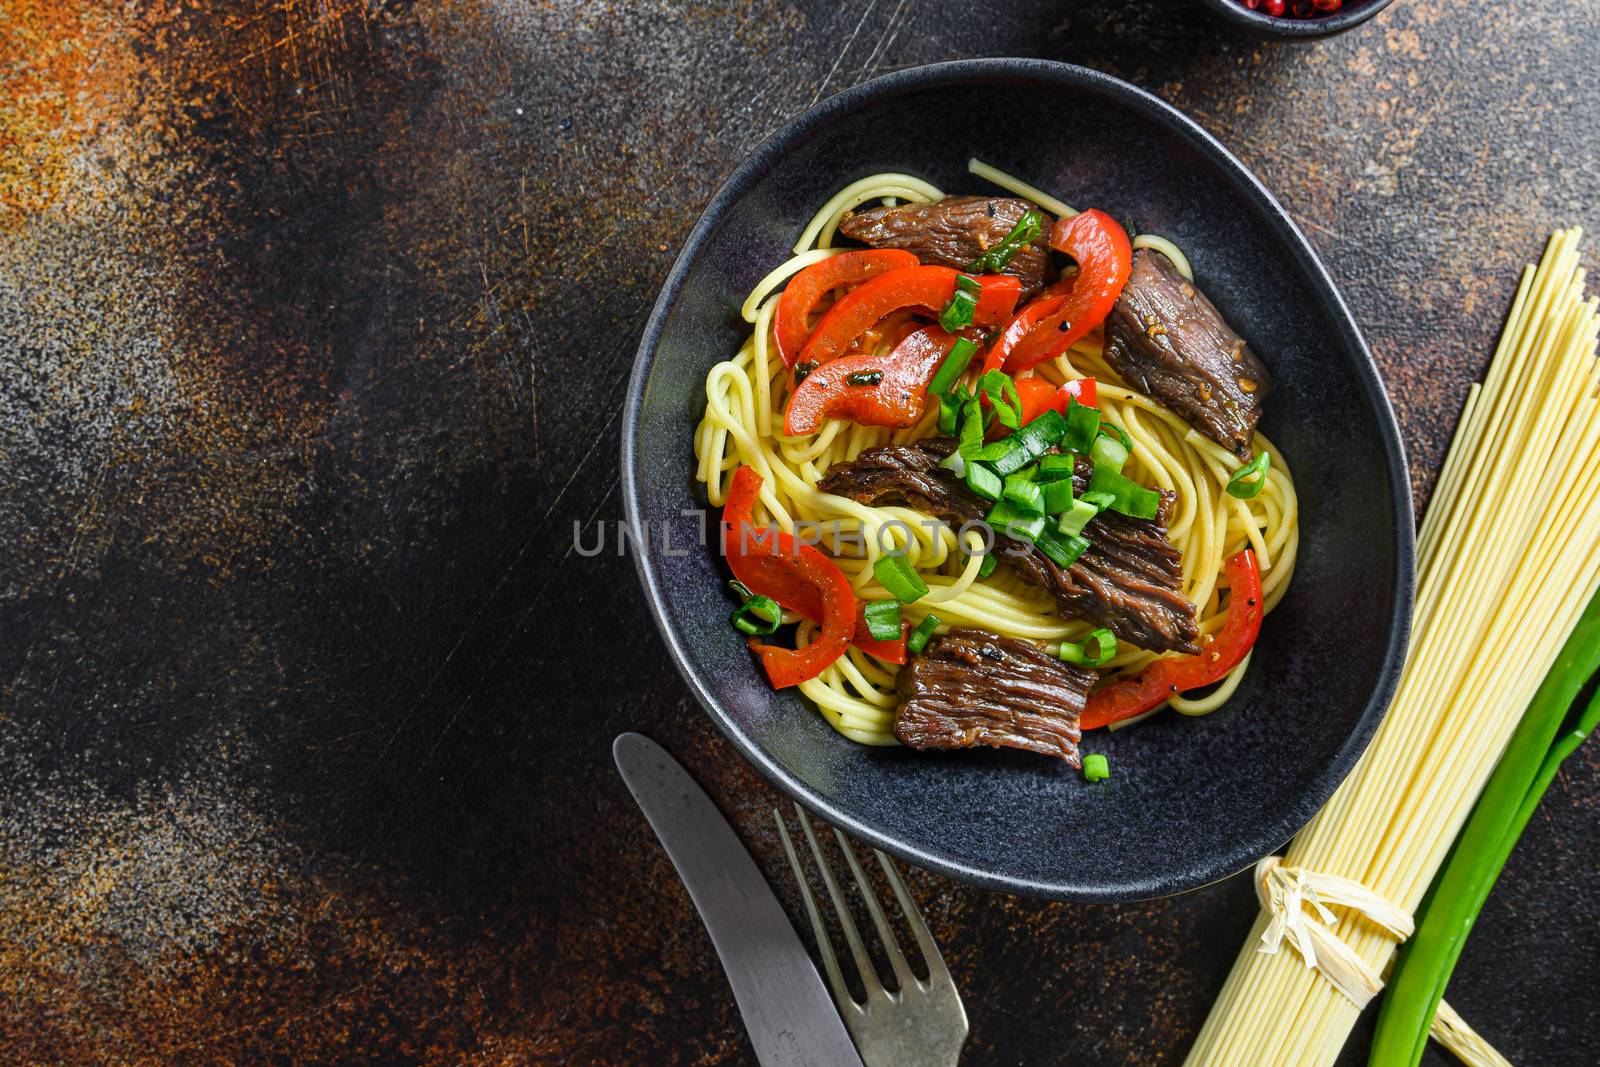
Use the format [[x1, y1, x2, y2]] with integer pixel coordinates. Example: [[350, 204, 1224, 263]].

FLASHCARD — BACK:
[[837, 195, 1052, 299], [817, 440, 1199, 654], [895, 628, 1092, 764], [1104, 249, 1274, 459]]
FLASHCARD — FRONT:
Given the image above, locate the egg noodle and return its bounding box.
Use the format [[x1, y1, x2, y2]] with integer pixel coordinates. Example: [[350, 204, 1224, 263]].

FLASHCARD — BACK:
[[693, 162, 1300, 746], [1185, 229, 1600, 1066]]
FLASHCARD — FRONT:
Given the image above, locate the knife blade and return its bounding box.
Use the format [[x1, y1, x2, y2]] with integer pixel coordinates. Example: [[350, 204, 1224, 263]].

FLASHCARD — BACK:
[[613, 732, 864, 1067]]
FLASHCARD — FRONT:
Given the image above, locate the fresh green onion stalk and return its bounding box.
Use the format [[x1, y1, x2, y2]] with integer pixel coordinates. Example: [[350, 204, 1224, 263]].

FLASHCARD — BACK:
[[1371, 587, 1600, 1066]]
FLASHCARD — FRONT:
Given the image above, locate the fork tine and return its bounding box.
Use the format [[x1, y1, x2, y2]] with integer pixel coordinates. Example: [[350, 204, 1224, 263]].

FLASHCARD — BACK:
[[794, 804, 885, 998], [875, 848, 954, 984], [832, 828, 916, 990], [773, 810, 856, 1012]]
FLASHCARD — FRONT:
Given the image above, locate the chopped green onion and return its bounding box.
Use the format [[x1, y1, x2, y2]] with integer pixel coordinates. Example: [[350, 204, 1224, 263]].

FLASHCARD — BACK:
[[975, 552, 998, 578], [1060, 627, 1117, 667], [1099, 422, 1133, 452], [927, 337, 978, 397], [1080, 489, 1115, 510], [977, 431, 1017, 461], [981, 408, 1067, 476], [1225, 450, 1272, 499], [873, 554, 929, 603], [1041, 478, 1075, 516], [987, 500, 1046, 541], [965, 461, 1002, 501], [730, 594, 783, 636], [1082, 753, 1110, 782], [862, 599, 903, 641], [844, 369, 883, 387], [1003, 472, 1044, 517], [958, 399, 985, 459], [938, 450, 966, 477], [1088, 463, 1161, 521], [1016, 407, 1066, 450], [954, 272, 982, 295], [1034, 527, 1089, 569], [1037, 453, 1077, 482], [1090, 432, 1129, 473], [1058, 498, 1101, 536], [907, 613, 941, 655], [728, 581, 782, 636], [937, 389, 968, 435], [968, 209, 1044, 274], [978, 369, 1022, 430], [1059, 397, 1102, 453], [938, 280, 979, 332], [794, 360, 819, 384]]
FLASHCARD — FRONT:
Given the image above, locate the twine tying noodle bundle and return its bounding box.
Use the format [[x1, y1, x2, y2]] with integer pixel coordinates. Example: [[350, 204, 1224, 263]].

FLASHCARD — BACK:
[[1253, 857, 1508, 1067]]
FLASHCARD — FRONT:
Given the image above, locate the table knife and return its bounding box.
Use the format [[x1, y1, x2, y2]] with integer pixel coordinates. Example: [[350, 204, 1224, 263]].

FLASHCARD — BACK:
[[613, 732, 865, 1067]]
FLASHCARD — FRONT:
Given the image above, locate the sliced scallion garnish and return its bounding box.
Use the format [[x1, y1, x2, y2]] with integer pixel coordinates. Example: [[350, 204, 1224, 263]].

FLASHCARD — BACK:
[[978, 369, 1021, 430], [1060, 627, 1116, 667], [1041, 478, 1075, 517], [907, 613, 941, 655], [1003, 472, 1044, 517], [1037, 453, 1076, 482], [938, 276, 981, 332], [862, 599, 903, 641], [1034, 527, 1089, 569], [1087, 462, 1161, 520], [730, 594, 783, 636], [965, 460, 1002, 501], [1090, 432, 1129, 473], [958, 399, 986, 459], [937, 387, 971, 435], [1099, 422, 1133, 452], [1059, 397, 1102, 453], [1058, 498, 1101, 536], [873, 554, 929, 603], [987, 500, 1046, 542], [968, 209, 1044, 274], [926, 337, 978, 397], [1226, 450, 1271, 499]]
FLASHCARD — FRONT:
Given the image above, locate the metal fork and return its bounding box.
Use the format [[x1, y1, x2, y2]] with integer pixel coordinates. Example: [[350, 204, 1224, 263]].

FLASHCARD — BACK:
[[773, 804, 968, 1067]]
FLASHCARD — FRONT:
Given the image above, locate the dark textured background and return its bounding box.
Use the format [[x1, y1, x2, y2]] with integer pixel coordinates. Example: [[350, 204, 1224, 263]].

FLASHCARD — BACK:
[[1, 1, 1595, 1064]]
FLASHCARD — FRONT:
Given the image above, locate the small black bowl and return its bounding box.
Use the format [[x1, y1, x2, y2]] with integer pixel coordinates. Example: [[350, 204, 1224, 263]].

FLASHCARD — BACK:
[[623, 59, 1413, 901], [1196, 0, 1396, 39]]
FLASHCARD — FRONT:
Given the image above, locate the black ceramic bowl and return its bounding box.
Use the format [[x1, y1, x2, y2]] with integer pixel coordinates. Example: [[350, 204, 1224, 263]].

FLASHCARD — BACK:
[[1197, 0, 1396, 39], [623, 60, 1413, 901]]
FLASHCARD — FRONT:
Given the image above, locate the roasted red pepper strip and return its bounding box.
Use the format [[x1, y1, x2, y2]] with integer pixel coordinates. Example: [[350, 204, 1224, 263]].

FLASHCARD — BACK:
[[772, 250, 919, 367], [720, 466, 857, 686], [784, 325, 957, 436], [981, 291, 1068, 376], [1081, 550, 1263, 730], [797, 266, 1021, 368], [1002, 210, 1132, 375], [726, 535, 904, 661], [1015, 375, 1097, 425]]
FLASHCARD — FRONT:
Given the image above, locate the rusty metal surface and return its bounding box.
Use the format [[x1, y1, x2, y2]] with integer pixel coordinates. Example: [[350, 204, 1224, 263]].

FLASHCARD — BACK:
[[0, 1, 1595, 1063]]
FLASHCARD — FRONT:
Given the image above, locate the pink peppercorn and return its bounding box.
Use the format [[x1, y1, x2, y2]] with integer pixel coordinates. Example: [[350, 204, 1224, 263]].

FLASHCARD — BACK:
[[1239, 0, 1342, 16]]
